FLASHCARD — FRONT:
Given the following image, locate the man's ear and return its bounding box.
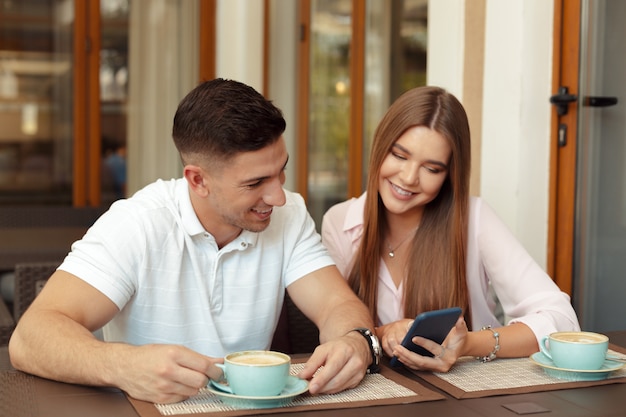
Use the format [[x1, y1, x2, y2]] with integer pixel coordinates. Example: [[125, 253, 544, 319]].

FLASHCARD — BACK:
[[183, 165, 209, 197]]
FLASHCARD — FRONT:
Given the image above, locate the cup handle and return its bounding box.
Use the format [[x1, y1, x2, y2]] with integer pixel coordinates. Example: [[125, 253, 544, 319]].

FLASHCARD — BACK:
[[209, 363, 234, 394], [539, 336, 553, 361]]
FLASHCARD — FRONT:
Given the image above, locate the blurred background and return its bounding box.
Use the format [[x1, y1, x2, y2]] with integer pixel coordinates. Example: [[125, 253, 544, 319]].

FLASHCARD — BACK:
[[0, 0, 624, 332]]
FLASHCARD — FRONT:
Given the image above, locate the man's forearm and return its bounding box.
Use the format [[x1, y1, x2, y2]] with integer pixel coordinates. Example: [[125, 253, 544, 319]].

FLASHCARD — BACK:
[[9, 310, 115, 387], [318, 298, 375, 344]]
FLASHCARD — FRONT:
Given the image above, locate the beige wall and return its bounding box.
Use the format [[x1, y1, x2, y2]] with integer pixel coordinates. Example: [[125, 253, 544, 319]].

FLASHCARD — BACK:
[[462, 1, 486, 197]]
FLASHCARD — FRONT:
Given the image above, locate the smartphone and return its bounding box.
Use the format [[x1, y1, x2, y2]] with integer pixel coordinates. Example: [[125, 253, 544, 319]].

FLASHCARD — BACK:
[[389, 307, 462, 367]]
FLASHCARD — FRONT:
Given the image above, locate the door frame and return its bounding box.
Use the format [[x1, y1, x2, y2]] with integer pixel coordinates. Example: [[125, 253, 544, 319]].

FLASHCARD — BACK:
[[548, 0, 581, 295], [73, 0, 101, 206]]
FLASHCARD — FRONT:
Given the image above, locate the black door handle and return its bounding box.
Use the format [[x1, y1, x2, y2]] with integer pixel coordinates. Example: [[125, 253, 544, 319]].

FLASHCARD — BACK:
[[550, 86, 618, 115], [550, 87, 577, 116], [584, 96, 618, 107]]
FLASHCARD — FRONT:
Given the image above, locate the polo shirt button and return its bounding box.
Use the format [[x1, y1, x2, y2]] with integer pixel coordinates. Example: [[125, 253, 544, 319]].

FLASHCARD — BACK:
[[240, 242, 247, 248], [204, 233, 209, 238]]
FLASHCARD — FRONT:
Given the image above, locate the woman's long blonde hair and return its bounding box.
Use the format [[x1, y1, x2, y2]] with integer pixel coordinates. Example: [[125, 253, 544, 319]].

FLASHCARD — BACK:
[[347, 86, 472, 327]]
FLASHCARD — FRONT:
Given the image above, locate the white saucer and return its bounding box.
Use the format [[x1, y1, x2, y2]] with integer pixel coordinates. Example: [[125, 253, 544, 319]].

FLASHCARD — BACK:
[[207, 376, 309, 409], [530, 352, 625, 381]]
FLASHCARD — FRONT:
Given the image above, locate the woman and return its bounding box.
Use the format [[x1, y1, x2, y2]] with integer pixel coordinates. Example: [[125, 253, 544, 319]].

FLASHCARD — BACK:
[[322, 86, 580, 372]]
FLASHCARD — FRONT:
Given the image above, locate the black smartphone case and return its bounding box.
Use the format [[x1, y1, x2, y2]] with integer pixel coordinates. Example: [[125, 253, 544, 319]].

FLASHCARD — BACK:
[[389, 307, 462, 367]]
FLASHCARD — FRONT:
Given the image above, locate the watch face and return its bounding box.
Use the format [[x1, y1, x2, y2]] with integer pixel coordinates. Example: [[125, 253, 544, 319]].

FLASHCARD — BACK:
[[372, 337, 382, 361], [373, 342, 382, 357], [350, 328, 382, 374], [365, 329, 382, 362]]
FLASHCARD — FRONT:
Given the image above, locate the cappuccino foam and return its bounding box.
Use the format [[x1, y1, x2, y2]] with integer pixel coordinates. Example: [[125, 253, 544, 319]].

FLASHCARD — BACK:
[[553, 332, 607, 344], [564, 336, 603, 343], [230, 354, 286, 366]]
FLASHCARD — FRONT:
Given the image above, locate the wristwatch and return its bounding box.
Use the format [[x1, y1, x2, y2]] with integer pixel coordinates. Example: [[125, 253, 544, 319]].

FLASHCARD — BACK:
[[350, 327, 382, 373]]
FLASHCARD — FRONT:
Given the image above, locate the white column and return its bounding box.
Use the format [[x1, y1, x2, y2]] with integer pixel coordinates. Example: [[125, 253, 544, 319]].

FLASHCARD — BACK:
[[426, 0, 466, 100], [216, 0, 265, 92], [480, 0, 553, 267], [127, 0, 199, 194]]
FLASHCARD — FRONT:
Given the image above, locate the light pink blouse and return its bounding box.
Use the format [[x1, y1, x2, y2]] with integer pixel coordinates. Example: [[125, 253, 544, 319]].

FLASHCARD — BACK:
[[321, 193, 580, 344]]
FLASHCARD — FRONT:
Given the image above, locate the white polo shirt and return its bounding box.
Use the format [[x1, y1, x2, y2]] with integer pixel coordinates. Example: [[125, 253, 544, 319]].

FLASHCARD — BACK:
[[60, 178, 334, 356]]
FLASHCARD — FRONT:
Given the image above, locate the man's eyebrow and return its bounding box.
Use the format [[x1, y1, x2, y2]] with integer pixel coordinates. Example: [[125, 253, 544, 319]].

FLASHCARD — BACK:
[[241, 155, 289, 184]]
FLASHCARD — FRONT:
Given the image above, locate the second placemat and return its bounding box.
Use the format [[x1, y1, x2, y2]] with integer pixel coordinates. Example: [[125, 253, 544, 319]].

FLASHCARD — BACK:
[[413, 345, 626, 399]]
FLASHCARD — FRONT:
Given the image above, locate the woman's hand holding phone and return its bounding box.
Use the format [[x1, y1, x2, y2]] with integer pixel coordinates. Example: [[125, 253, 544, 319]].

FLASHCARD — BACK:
[[385, 307, 467, 371], [390, 316, 468, 372]]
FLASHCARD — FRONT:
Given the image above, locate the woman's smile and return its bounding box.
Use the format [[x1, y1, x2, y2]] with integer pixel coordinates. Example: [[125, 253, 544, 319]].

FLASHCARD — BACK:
[[389, 180, 416, 199]]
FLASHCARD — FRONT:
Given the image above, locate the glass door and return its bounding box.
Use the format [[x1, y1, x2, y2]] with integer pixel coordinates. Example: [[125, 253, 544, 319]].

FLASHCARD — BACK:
[[306, 0, 352, 226], [304, 0, 428, 227], [363, 0, 427, 189], [0, 0, 74, 204], [100, 0, 129, 205], [573, 0, 625, 331], [0, 1, 130, 207]]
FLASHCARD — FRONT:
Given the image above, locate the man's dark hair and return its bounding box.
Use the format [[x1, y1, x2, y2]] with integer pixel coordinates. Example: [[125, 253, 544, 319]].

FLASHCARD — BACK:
[[172, 78, 286, 165]]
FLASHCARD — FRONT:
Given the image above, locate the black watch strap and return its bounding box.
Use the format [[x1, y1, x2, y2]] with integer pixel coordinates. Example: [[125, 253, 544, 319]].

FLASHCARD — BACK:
[[350, 327, 382, 373]]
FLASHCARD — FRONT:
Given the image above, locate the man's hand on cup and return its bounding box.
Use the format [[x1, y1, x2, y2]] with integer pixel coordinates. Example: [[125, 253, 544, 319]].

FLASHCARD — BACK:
[[113, 344, 221, 404]]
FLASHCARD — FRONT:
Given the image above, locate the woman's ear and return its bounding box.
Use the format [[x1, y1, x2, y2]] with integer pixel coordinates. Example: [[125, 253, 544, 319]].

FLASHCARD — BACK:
[[184, 165, 209, 197]]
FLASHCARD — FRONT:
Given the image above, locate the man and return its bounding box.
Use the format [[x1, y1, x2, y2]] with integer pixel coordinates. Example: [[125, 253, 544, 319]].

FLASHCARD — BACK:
[[9, 79, 379, 404]]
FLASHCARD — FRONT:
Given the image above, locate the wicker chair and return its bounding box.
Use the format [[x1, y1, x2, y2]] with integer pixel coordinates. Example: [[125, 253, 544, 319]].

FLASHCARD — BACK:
[[0, 297, 14, 346], [13, 262, 59, 322]]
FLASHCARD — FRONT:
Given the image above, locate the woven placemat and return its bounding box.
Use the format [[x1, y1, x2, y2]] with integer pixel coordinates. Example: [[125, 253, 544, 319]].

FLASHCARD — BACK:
[[413, 344, 626, 399], [128, 361, 444, 417]]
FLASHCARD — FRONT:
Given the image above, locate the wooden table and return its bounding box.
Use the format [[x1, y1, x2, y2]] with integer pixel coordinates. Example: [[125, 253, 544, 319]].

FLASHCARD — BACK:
[[2, 332, 626, 417]]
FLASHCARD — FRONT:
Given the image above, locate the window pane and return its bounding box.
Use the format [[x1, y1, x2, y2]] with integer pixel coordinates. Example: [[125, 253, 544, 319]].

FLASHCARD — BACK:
[[363, 0, 427, 188], [307, 0, 352, 229], [392, 0, 427, 95], [0, 0, 73, 204], [100, 0, 129, 204]]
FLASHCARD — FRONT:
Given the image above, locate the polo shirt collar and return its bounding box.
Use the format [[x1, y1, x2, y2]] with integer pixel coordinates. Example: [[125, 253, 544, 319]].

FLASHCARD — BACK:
[[178, 178, 206, 236]]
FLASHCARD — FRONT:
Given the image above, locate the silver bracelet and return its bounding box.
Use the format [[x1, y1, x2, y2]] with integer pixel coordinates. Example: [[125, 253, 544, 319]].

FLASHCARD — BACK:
[[478, 325, 500, 362]]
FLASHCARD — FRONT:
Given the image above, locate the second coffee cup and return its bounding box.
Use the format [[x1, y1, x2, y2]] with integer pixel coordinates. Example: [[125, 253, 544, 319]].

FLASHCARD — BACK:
[[539, 331, 608, 370]]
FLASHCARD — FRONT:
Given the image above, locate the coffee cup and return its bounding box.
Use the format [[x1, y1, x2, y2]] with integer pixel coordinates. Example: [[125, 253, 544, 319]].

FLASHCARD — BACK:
[[214, 350, 290, 397], [539, 331, 608, 370]]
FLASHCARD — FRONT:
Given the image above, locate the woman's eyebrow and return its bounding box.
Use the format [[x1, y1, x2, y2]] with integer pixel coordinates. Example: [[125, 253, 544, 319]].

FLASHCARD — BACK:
[[391, 142, 410, 154], [426, 159, 449, 169], [391, 143, 448, 169]]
